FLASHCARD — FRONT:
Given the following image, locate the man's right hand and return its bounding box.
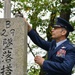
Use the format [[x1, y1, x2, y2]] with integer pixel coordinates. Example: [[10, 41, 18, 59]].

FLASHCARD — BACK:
[[24, 18, 32, 32]]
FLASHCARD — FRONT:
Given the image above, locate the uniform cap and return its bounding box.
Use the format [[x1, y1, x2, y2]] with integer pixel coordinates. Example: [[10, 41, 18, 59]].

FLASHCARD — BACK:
[[53, 17, 74, 32]]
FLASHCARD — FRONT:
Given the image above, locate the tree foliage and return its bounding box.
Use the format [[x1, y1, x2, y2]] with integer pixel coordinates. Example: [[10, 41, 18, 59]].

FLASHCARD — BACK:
[[0, 0, 75, 75]]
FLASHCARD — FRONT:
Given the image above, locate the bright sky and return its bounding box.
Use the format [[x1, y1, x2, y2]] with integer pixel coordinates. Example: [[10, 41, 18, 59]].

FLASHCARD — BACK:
[[0, 9, 4, 18]]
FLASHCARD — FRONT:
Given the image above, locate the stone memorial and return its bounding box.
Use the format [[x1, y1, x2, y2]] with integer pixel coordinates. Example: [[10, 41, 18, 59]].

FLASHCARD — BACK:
[[0, 0, 27, 75], [0, 18, 27, 75]]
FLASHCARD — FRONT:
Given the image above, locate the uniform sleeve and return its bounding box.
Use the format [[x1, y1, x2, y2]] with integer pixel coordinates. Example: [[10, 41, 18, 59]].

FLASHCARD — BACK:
[[42, 47, 75, 74], [28, 29, 51, 51]]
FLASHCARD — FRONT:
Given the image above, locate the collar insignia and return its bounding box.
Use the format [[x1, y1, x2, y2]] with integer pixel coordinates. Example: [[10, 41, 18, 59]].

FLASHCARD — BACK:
[[61, 46, 66, 49]]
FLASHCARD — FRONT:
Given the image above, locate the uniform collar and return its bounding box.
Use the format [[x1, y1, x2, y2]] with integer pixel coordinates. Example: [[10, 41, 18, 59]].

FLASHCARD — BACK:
[[56, 39, 67, 48]]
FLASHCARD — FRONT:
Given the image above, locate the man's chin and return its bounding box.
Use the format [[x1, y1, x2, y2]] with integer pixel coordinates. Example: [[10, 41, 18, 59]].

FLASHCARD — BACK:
[[52, 37, 56, 40], [52, 36, 55, 39]]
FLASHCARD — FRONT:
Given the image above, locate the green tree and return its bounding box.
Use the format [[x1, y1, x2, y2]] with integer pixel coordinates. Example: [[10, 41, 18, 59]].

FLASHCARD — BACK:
[[0, 0, 75, 75]]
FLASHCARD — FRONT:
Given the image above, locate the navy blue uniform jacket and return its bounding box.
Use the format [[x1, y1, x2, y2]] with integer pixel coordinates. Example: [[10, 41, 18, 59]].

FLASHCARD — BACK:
[[28, 29, 75, 75]]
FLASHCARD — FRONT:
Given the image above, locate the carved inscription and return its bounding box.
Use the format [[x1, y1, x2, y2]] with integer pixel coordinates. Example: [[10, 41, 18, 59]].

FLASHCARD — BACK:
[[0, 20, 15, 75]]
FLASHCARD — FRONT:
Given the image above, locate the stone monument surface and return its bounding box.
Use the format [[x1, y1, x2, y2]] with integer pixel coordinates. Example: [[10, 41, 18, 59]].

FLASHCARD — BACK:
[[0, 18, 27, 75]]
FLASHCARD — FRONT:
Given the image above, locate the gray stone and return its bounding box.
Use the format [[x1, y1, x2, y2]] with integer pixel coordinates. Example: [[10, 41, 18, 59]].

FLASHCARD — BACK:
[[4, 0, 11, 18], [0, 18, 27, 75]]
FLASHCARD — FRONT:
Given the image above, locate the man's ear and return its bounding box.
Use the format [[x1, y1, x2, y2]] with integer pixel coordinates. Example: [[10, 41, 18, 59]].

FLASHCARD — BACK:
[[61, 28, 67, 36]]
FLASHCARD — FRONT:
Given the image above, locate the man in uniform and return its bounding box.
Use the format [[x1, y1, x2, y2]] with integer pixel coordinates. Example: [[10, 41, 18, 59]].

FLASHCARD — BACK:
[[26, 17, 75, 75]]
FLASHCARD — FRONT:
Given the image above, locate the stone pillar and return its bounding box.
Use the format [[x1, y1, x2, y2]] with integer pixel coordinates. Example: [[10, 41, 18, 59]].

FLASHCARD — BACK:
[[0, 18, 27, 75], [4, 0, 11, 18]]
